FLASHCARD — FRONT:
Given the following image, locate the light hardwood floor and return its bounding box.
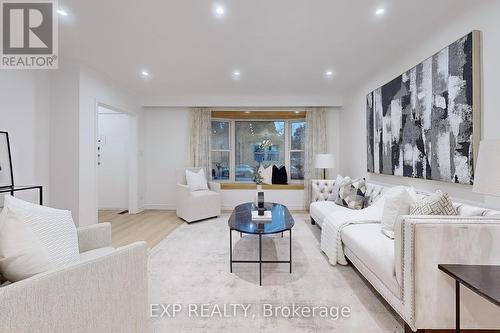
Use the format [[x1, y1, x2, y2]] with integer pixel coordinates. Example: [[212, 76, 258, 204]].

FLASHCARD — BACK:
[[98, 210, 183, 249]]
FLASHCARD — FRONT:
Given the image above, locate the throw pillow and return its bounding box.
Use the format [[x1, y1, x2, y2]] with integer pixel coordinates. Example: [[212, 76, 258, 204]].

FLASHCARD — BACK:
[[335, 177, 366, 210], [272, 165, 288, 185], [410, 191, 457, 216], [381, 187, 416, 239], [259, 164, 273, 185], [1, 195, 80, 280], [0, 208, 53, 282], [328, 174, 344, 201], [185, 168, 209, 191]]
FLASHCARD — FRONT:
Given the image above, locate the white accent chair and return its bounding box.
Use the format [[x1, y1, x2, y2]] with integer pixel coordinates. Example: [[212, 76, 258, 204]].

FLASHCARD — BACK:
[[0, 223, 150, 333], [176, 167, 221, 223]]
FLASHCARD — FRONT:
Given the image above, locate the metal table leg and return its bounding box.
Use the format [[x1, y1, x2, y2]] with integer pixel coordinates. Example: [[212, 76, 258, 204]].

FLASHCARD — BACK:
[[289, 229, 292, 274], [39, 186, 43, 205], [229, 229, 232, 273], [259, 234, 262, 286], [456, 281, 460, 333]]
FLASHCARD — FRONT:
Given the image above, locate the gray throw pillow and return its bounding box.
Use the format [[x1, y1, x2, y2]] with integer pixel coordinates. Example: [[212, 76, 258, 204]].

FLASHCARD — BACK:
[[335, 177, 366, 210], [410, 191, 457, 215]]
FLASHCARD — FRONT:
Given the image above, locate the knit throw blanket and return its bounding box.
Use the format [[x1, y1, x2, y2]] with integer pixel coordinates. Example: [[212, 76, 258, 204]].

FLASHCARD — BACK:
[[320, 203, 384, 266]]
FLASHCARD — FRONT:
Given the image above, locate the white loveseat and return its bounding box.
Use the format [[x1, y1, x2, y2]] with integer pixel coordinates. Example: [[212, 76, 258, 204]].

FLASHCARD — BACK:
[[0, 223, 150, 333], [310, 179, 500, 332]]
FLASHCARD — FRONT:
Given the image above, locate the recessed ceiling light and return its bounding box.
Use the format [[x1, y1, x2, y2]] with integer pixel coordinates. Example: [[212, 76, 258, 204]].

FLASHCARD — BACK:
[[232, 70, 241, 80], [325, 70, 334, 79], [244, 111, 251, 114], [57, 9, 68, 16], [214, 5, 225, 18], [375, 8, 385, 15], [140, 70, 152, 80], [294, 111, 300, 114]]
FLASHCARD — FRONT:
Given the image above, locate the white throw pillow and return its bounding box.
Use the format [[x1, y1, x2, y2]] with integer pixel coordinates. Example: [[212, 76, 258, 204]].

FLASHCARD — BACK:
[[260, 164, 274, 185], [410, 190, 457, 216], [0, 195, 80, 280], [0, 208, 54, 282], [185, 168, 209, 191], [328, 174, 344, 201], [381, 187, 416, 239]]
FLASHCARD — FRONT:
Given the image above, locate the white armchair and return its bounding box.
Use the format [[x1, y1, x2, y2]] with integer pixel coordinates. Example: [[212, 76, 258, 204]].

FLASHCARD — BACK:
[[0, 223, 150, 333], [176, 167, 222, 223]]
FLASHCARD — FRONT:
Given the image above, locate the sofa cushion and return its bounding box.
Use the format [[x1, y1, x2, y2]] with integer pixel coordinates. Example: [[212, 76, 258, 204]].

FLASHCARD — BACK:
[[310, 201, 350, 226], [381, 187, 416, 239], [80, 247, 115, 262], [272, 165, 288, 185], [3, 195, 80, 268], [259, 164, 273, 185], [342, 223, 400, 297], [410, 191, 457, 215], [335, 177, 367, 210], [185, 168, 209, 191], [327, 174, 344, 202], [0, 208, 54, 282]]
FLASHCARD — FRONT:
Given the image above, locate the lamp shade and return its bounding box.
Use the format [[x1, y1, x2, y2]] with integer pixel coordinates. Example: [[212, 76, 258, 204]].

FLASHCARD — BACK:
[[473, 140, 500, 197], [315, 154, 335, 169]]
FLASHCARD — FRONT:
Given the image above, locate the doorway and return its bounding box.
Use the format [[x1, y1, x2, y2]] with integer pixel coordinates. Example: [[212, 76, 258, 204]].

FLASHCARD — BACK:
[[97, 106, 131, 212]]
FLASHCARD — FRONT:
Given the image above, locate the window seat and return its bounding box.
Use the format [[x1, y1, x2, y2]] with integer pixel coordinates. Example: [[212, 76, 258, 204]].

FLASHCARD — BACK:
[[220, 183, 304, 190]]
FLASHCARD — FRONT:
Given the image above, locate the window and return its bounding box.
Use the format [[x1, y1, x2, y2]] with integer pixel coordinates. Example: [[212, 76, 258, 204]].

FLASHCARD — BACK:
[[235, 121, 285, 182], [290, 121, 305, 180], [211, 116, 306, 183], [211, 121, 230, 180]]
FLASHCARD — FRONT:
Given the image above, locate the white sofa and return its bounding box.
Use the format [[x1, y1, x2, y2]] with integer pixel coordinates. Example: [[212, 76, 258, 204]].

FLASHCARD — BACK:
[[310, 179, 500, 332], [0, 223, 150, 333], [176, 167, 222, 223]]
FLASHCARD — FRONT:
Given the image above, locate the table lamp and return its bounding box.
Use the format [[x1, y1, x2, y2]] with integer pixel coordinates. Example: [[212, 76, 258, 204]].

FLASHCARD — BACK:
[[315, 154, 334, 180]]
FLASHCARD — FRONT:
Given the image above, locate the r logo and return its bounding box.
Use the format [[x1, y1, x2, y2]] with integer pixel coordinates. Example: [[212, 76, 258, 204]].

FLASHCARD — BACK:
[[2, 2, 53, 54]]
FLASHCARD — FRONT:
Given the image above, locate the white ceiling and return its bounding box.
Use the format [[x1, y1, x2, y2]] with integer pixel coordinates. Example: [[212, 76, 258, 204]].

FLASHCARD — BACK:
[[60, 0, 481, 99]]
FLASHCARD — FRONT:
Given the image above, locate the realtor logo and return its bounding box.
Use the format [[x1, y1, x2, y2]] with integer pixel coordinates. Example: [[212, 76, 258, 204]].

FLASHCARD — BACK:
[[1, 0, 58, 69]]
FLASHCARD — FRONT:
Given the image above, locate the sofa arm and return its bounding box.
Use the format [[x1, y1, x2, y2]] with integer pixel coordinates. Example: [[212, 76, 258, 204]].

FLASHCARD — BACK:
[[77, 222, 112, 252], [208, 181, 221, 193], [396, 215, 500, 331], [0, 242, 149, 333]]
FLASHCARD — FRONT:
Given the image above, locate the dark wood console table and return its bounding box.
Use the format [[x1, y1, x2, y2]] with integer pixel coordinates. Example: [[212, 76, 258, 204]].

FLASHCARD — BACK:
[[438, 264, 500, 333]]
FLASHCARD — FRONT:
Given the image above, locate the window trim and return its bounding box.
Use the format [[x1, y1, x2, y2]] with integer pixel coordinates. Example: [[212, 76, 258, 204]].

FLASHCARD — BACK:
[[211, 117, 305, 184]]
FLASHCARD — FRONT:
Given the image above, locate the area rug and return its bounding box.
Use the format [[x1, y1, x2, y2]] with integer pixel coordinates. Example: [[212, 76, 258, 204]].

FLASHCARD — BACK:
[[149, 213, 403, 332]]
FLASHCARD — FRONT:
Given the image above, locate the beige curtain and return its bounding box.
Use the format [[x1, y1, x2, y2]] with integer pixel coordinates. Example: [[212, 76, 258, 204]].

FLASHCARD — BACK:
[[304, 107, 328, 207], [189, 108, 212, 179]]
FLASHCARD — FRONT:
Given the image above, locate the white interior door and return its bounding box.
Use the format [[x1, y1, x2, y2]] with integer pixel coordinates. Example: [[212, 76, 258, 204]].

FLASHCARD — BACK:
[[97, 107, 129, 210]]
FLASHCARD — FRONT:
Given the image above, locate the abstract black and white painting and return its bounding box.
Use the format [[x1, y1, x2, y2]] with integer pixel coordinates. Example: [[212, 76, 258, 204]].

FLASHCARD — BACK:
[[366, 31, 480, 184]]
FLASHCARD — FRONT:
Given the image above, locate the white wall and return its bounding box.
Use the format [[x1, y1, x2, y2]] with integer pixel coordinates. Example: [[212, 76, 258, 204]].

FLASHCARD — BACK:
[[144, 108, 190, 209], [326, 108, 341, 178], [49, 63, 80, 219], [339, 1, 500, 209], [78, 66, 143, 225], [97, 109, 130, 210], [143, 107, 341, 210], [0, 71, 51, 205]]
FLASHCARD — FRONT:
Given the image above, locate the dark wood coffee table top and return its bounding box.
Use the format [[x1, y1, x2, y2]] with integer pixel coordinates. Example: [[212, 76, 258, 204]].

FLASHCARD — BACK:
[[438, 264, 500, 307]]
